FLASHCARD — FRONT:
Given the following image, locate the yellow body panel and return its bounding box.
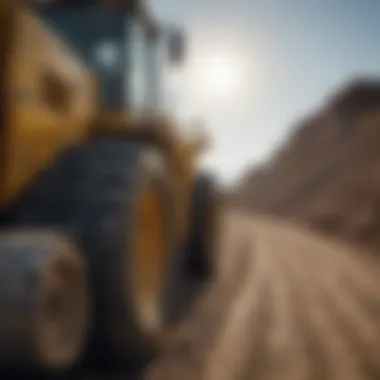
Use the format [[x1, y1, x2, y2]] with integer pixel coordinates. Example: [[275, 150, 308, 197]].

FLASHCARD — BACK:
[[0, 1, 208, 244], [0, 6, 96, 206], [0, 3, 217, 366]]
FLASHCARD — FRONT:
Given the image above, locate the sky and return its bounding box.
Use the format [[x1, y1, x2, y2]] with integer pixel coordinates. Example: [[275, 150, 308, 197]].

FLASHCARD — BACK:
[[150, 0, 380, 186]]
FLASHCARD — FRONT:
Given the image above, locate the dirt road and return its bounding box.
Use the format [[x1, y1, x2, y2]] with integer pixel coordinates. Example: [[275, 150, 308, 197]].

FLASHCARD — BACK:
[[144, 210, 380, 380]]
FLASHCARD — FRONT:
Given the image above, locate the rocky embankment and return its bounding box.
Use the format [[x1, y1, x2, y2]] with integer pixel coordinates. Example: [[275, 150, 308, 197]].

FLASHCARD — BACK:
[[236, 78, 380, 250]]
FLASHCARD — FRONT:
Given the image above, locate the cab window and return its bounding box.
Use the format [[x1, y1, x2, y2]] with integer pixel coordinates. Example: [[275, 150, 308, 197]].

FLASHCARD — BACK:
[[127, 19, 160, 117], [127, 19, 146, 115]]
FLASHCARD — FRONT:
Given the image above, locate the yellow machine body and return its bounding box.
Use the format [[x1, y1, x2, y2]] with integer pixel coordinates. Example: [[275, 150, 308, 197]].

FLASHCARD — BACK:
[[0, 4, 95, 204], [0, 1, 208, 241], [0, 1, 218, 373]]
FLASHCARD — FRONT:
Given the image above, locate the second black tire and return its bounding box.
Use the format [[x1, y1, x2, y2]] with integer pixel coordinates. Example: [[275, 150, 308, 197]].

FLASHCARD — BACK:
[[185, 173, 219, 279], [162, 172, 219, 326]]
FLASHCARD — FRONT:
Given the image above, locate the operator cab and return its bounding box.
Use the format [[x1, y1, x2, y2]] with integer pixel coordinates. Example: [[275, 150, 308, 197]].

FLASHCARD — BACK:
[[34, 0, 186, 120]]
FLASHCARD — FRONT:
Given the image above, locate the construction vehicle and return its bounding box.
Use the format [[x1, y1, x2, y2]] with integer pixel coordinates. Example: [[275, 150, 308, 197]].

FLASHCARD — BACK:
[[0, 0, 219, 377]]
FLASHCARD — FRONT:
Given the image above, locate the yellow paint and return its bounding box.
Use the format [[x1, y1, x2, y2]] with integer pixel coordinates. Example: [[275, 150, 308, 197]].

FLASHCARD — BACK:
[[0, 1, 210, 254], [0, 6, 96, 206]]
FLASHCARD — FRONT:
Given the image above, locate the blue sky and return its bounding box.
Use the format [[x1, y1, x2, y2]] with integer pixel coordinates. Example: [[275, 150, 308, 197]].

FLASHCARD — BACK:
[[151, 0, 380, 186]]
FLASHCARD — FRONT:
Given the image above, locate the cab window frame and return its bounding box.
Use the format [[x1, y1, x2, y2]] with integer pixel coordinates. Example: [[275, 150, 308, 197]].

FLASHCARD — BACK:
[[126, 17, 161, 118]]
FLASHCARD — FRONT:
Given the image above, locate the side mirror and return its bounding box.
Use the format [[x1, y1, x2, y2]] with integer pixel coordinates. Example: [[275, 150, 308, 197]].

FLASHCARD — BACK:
[[167, 27, 186, 65]]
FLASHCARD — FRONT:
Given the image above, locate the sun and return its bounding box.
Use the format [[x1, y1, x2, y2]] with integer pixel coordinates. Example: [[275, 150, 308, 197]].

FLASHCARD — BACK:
[[165, 33, 257, 116], [184, 48, 249, 107], [197, 55, 244, 98]]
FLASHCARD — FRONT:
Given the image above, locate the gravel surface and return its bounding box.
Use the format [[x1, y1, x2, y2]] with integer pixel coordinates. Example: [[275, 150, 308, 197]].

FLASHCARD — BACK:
[[142, 211, 380, 380]]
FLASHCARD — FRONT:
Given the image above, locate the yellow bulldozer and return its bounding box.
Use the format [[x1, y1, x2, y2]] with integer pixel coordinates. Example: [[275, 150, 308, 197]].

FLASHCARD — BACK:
[[0, 0, 219, 377]]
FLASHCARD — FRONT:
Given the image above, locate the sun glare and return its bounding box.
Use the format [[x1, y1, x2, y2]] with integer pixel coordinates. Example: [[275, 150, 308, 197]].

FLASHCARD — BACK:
[[165, 32, 257, 117], [197, 55, 244, 98], [183, 46, 251, 109]]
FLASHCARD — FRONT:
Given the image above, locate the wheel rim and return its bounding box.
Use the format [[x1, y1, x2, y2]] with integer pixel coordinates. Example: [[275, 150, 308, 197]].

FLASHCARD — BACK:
[[132, 180, 168, 334], [37, 243, 88, 370]]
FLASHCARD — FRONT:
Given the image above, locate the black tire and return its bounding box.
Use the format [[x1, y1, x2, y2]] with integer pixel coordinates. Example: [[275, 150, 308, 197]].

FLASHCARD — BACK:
[[6, 138, 177, 372], [185, 173, 219, 279], [163, 173, 219, 326]]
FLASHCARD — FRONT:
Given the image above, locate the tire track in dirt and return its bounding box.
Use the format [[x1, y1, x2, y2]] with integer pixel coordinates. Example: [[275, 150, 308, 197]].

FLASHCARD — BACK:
[[269, 225, 363, 380], [144, 211, 380, 380], [205, 223, 273, 380], [249, 217, 380, 380], [145, 212, 254, 380], [244, 233, 313, 380]]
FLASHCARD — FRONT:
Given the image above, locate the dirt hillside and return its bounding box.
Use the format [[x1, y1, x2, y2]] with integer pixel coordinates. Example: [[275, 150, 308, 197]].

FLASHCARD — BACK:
[[235, 78, 380, 250]]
